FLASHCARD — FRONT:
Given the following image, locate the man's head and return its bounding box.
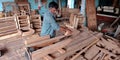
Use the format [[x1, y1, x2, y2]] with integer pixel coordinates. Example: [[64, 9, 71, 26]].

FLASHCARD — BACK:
[[49, 2, 58, 14]]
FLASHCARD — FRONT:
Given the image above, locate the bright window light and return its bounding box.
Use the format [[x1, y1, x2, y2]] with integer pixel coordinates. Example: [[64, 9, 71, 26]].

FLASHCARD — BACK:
[[67, 0, 74, 8]]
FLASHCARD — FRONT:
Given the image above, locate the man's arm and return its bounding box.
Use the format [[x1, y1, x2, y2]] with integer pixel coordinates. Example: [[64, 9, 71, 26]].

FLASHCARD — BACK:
[[47, 14, 60, 30], [47, 14, 72, 35]]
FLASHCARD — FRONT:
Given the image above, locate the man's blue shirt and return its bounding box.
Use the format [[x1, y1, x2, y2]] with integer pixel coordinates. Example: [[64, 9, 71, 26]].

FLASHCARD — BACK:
[[40, 10, 60, 38]]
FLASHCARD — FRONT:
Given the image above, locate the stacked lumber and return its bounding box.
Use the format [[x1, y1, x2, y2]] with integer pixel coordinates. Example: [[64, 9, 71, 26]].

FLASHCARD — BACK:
[[28, 28, 120, 60], [0, 16, 19, 37], [30, 15, 41, 33], [17, 15, 34, 36]]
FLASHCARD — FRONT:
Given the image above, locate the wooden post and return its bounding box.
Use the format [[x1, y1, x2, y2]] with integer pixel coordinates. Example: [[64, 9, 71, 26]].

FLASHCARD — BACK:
[[86, 0, 97, 30]]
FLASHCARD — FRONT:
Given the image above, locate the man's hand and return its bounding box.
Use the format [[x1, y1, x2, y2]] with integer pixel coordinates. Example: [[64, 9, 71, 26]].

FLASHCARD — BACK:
[[60, 26, 72, 36]]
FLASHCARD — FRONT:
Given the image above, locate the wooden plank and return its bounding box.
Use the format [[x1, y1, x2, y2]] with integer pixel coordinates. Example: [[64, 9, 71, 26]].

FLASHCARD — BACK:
[[19, 19, 28, 22], [67, 28, 80, 37], [0, 28, 17, 34], [51, 49, 66, 58], [25, 34, 50, 45], [115, 56, 120, 60], [20, 26, 30, 30], [22, 28, 34, 36], [19, 19, 27, 22], [0, 21, 16, 27], [65, 31, 97, 49], [43, 55, 53, 60], [70, 38, 99, 60], [110, 15, 120, 27], [33, 25, 41, 28], [84, 45, 100, 60], [58, 49, 66, 54], [74, 16, 80, 29], [114, 25, 120, 37], [96, 46, 117, 58], [100, 38, 119, 51], [104, 35, 120, 46], [70, 13, 76, 26], [20, 24, 29, 27], [0, 30, 21, 40], [32, 38, 72, 59], [0, 19, 14, 23], [65, 14, 78, 29], [54, 33, 102, 60], [0, 29, 18, 37], [93, 51, 105, 60], [0, 25, 17, 32], [98, 53, 106, 60], [33, 23, 41, 25], [66, 33, 102, 51], [31, 19, 41, 23], [19, 20, 28, 24], [86, 0, 97, 30], [27, 35, 65, 47], [75, 55, 86, 60]]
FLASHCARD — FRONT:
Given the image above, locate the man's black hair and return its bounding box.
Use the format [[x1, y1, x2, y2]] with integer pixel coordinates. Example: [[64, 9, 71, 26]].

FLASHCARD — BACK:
[[49, 1, 58, 9]]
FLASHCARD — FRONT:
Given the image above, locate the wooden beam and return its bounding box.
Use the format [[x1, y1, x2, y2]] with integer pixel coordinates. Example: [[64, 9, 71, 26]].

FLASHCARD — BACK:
[[86, 0, 97, 30]]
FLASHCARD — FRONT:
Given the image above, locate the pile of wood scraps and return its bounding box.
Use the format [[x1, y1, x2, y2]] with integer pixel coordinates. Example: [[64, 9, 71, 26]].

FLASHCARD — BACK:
[[27, 28, 120, 60]]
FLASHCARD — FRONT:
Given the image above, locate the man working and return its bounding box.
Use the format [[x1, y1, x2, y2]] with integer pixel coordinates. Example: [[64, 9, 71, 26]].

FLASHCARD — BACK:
[[40, 2, 71, 38]]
